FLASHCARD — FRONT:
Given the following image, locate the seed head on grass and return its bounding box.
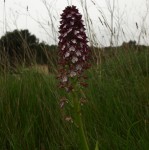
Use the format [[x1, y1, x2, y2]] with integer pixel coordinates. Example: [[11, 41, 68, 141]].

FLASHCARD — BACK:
[[58, 5, 90, 92]]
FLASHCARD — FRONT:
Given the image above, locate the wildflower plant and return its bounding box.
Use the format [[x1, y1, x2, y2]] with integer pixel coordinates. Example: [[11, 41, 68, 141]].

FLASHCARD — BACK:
[[57, 5, 93, 150]]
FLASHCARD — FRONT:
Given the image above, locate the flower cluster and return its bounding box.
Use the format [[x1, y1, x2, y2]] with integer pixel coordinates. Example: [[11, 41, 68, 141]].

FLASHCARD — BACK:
[[58, 5, 90, 91]]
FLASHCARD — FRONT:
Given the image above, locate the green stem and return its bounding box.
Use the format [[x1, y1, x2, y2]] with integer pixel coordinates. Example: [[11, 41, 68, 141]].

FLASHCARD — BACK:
[[73, 94, 89, 150]]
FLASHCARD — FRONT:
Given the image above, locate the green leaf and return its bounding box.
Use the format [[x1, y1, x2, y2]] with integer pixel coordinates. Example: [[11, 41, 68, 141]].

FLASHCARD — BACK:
[[95, 141, 99, 150]]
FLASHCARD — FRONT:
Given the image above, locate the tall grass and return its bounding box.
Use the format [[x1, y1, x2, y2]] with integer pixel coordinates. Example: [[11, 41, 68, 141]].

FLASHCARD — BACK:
[[0, 49, 149, 149]]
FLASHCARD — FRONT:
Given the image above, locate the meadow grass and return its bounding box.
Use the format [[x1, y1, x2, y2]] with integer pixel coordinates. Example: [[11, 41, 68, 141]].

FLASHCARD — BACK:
[[1, 0, 149, 149], [0, 49, 149, 150]]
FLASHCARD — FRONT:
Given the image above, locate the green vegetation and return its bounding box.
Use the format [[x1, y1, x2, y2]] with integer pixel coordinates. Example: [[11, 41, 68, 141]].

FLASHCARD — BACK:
[[0, 49, 149, 149], [1, 0, 149, 149], [0, 29, 58, 72]]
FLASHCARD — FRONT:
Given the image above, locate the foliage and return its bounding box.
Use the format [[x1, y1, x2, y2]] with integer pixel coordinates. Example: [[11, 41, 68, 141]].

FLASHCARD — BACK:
[[0, 30, 58, 72], [0, 29, 37, 66], [0, 50, 149, 149]]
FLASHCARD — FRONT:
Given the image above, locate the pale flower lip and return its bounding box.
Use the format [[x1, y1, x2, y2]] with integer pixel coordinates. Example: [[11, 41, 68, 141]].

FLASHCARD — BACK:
[[74, 30, 79, 35], [67, 43, 70, 47], [71, 39, 77, 44], [69, 46, 75, 51], [62, 45, 65, 50], [83, 56, 86, 60], [76, 51, 81, 56], [72, 56, 78, 63], [77, 35, 83, 39], [66, 14, 72, 18], [80, 28, 84, 32], [71, 11, 75, 14], [67, 28, 72, 34], [70, 71, 77, 77], [62, 76, 68, 82], [63, 24, 67, 29], [70, 21, 74, 25], [65, 52, 70, 58], [80, 43, 83, 48], [76, 13, 81, 16], [76, 64, 82, 70], [63, 32, 68, 37]]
